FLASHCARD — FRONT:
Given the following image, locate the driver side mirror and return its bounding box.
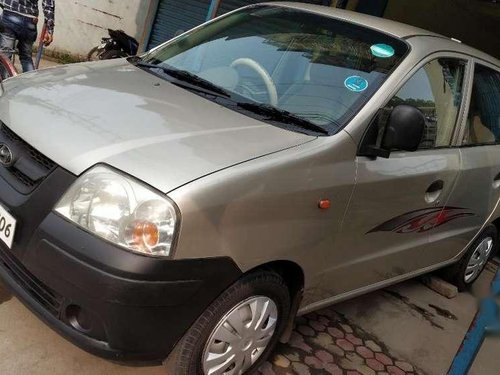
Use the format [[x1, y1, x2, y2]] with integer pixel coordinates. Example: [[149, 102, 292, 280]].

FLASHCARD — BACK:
[[382, 104, 425, 152], [359, 105, 425, 158]]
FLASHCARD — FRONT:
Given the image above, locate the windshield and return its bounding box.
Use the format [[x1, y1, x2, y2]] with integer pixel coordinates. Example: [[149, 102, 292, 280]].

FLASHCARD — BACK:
[[139, 5, 409, 135]]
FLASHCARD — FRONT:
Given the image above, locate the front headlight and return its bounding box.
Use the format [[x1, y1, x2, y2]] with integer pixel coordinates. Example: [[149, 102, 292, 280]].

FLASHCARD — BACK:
[[54, 165, 178, 257]]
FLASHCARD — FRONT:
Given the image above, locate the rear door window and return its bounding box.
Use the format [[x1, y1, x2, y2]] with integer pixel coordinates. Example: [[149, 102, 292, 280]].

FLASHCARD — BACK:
[[462, 64, 500, 145]]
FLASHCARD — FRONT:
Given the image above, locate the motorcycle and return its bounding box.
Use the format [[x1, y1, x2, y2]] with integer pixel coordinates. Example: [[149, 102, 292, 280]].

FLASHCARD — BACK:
[[87, 29, 139, 61]]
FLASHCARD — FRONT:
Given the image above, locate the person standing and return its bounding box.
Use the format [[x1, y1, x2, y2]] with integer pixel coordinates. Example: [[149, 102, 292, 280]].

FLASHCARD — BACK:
[[0, 0, 55, 72]]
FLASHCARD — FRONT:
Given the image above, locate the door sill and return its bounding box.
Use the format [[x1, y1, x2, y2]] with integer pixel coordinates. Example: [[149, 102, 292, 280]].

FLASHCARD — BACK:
[[297, 258, 458, 316]]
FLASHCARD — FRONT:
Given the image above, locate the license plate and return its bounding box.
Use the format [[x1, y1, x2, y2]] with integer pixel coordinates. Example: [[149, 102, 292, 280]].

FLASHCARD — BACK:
[[0, 204, 16, 248]]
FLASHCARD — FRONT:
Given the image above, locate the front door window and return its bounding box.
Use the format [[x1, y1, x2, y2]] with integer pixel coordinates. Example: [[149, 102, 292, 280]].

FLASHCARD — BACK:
[[373, 58, 467, 150]]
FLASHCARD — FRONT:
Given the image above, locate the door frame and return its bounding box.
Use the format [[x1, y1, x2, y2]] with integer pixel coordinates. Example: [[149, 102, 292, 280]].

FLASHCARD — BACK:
[[454, 57, 500, 146]]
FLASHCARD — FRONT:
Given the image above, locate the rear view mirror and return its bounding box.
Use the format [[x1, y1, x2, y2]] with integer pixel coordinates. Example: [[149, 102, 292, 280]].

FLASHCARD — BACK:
[[358, 104, 425, 159], [382, 104, 425, 152]]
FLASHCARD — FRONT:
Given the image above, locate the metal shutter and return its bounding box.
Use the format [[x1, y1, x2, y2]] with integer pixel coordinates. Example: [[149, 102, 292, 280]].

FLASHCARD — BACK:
[[216, 0, 330, 16], [148, 0, 211, 49]]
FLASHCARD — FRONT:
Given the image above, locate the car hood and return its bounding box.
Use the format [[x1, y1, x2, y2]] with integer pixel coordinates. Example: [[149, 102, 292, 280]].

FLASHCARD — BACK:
[[0, 59, 313, 193]]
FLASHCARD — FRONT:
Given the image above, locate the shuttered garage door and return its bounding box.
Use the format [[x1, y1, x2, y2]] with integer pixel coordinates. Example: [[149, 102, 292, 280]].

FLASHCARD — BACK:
[[148, 0, 210, 49], [148, 0, 332, 49]]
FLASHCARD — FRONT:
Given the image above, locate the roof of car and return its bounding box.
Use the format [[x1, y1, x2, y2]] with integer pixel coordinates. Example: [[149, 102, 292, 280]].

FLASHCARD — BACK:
[[268, 2, 445, 39], [266, 2, 500, 67]]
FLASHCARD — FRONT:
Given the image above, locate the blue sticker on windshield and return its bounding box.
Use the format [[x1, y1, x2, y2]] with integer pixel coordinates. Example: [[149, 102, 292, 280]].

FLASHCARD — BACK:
[[344, 76, 368, 93], [370, 43, 395, 58]]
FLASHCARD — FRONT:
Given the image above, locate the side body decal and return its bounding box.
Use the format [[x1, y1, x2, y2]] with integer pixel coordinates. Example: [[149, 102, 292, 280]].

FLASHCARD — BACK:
[[368, 207, 474, 234]]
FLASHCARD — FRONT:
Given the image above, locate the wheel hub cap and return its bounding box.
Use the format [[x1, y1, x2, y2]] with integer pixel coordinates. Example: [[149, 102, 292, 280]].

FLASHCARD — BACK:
[[465, 237, 493, 283], [202, 296, 278, 375]]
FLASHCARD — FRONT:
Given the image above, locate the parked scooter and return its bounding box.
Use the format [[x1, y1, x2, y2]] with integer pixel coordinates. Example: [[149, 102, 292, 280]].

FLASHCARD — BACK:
[[87, 29, 139, 61]]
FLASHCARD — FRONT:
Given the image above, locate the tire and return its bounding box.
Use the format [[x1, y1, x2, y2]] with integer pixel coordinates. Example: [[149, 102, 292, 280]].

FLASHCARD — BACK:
[[87, 46, 100, 61], [0, 53, 17, 82], [99, 49, 128, 60], [165, 271, 291, 375], [444, 225, 498, 291]]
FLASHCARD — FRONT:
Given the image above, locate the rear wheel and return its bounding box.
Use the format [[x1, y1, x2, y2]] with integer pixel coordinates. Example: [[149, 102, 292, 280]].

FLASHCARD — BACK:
[[445, 225, 497, 291], [165, 271, 291, 375], [87, 46, 100, 61]]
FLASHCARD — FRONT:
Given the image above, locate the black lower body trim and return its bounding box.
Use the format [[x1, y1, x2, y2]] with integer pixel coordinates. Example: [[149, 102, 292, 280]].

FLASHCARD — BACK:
[[0, 214, 242, 363]]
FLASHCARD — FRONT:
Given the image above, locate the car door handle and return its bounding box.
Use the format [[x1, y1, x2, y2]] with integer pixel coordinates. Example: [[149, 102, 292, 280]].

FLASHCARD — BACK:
[[494, 172, 500, 189], [425, 180, 444, 204]]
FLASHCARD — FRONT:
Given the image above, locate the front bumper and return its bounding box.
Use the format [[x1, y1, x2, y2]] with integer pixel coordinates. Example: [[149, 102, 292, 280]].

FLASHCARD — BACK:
[[0, 164, 242, 363]]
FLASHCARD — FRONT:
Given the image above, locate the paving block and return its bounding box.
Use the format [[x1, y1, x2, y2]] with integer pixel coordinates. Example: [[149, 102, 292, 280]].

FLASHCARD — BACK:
[[357, 365, 376, 375], [340, 323, 354, 333], [366, 358, 385, 371], [273, 354, 290, 368], [292, 362, 312, 375], [315, 350, 334, 363], [328, 327, 344, 339], [395, 360, 414, 372], [298, 325, 316, 337], [375, 352, 393, 366], [387, 365, 406, 375], [259, 362, 275, 375], [356, 345, 375, 359], [305, 355, 323, 369], [364, 340, 382, 353], [311, 332, 334, 348], [337, 338, 355, 351], [309, 320, 326, 332], [324, 363, 343, 375], [346, 333, 363, 346]]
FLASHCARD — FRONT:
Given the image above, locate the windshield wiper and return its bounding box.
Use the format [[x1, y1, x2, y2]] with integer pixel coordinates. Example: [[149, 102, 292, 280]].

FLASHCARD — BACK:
[[236, 102, 329, 135], [134, 60, 329, 135], [135, 61, 231, 98]]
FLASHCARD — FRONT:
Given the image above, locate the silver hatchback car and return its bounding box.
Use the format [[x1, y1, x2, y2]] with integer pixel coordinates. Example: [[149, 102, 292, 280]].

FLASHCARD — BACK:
[[0, 2, 499, 374]]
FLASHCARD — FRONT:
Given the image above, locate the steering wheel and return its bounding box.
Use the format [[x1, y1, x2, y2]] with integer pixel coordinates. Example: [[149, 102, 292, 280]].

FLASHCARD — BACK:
[[230, 58, 278, 106]]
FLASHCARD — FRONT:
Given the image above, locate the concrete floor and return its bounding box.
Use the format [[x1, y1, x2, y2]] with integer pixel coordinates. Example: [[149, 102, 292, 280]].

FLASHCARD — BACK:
[[1, 263, 498, 375], [0, 288, 165, 375], [12, 56, 60, 73], [334, 263, 499, 375]]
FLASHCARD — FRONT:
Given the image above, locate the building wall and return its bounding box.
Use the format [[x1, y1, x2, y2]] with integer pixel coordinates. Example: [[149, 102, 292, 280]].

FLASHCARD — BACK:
[[42, 0, 157, 57], [38, 0, 499, 60]]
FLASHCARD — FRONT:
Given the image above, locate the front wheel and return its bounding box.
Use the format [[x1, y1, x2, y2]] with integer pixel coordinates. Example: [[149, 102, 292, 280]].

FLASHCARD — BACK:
[[165, 271, 291, 375], [0, 53, 17, 82]]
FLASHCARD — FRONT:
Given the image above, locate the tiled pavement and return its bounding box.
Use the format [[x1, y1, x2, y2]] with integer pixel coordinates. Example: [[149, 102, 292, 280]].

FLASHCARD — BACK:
[[259, 309, 420, 375]]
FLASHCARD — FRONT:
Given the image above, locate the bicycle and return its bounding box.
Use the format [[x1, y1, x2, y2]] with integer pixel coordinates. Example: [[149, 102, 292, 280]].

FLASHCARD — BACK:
[[0, 46, 18, 82]]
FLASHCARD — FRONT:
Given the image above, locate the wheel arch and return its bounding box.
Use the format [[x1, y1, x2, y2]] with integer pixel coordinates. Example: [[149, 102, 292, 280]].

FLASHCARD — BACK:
[[246, 260, 305, 343], [491, 217, 500, 246]]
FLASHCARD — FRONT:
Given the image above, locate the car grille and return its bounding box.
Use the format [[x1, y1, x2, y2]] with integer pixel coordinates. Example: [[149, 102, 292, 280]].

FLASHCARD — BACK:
[[0, 244, 64, 317], [0, 124, 57, 194]]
